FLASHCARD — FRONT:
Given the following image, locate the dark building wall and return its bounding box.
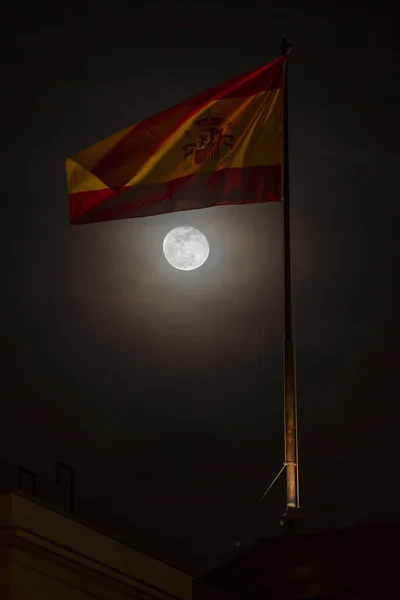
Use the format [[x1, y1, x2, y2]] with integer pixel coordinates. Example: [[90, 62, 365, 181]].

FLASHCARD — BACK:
[[194, 525, 400, 600]]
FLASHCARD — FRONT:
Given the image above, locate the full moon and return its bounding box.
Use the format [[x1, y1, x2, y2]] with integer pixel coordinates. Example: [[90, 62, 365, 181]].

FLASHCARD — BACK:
[[163, 226, 209, 271]]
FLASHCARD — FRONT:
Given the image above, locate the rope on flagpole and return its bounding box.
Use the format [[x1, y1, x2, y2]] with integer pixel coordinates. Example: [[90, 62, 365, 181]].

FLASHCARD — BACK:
[[257, 464, 287, 505]]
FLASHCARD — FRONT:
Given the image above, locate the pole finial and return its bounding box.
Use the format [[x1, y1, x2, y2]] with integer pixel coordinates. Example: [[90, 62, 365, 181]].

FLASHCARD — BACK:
[[280, 38, 293, 56]]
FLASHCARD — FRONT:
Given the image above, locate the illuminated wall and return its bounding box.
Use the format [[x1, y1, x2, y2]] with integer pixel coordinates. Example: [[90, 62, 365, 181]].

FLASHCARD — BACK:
[[0, 492, 193, 600]]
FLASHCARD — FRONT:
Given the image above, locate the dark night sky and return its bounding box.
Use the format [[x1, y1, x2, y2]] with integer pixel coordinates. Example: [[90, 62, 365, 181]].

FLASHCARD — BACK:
[[1, 0, 399, 574]]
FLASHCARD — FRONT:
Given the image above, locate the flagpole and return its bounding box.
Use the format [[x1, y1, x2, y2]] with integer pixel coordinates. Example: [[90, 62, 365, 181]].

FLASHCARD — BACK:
[[280, 38, 300, 525]]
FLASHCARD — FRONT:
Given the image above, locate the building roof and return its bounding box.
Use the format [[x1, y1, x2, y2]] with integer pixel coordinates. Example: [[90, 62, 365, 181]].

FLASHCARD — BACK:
[[195, 524, 400, 599]]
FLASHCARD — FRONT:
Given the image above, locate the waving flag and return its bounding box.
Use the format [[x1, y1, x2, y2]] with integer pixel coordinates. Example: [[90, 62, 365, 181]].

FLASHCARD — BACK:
[[66, 56, 285, 224]]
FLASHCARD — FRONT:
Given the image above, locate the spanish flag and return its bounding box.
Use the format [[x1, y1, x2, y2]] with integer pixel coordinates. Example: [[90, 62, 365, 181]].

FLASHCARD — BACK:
[[66, 56, 285, 224]]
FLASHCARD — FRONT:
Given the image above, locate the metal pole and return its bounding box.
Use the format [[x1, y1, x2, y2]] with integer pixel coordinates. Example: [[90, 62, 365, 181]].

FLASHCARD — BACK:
[[17, 466, 37, 497], [56, 461, 75, 514], [280, 39, 300, 517]]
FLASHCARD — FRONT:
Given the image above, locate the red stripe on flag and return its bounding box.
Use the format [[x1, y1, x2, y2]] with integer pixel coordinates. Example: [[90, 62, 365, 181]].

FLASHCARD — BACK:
[[69, 165, 281, 225]]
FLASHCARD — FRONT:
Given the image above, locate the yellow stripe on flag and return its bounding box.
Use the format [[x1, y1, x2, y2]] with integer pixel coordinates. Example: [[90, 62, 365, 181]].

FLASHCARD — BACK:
[[124, 90, 282, 187]]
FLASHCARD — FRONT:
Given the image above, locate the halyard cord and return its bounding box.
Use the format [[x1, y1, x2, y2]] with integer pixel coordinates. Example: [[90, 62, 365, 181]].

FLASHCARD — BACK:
[[257, 460, 298, 505]]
